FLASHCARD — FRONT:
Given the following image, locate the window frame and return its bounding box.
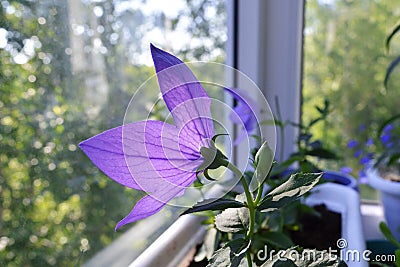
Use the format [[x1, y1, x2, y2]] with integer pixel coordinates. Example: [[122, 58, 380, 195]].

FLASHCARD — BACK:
[[228, 0, 304, 164]]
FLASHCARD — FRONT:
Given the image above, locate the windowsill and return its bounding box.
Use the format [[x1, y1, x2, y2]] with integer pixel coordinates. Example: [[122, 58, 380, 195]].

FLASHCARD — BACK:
[[82, 208, 179, 267]]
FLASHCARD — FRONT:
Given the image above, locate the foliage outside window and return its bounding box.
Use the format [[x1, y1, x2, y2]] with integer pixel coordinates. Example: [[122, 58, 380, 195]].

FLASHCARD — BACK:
[[0, 0, 226, 266], [303, 0, 400, 199]]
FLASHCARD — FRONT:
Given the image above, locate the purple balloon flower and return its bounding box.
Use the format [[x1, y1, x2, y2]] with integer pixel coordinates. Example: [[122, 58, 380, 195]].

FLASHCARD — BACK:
[[358, 169, 368, 184], [383, 124, 393, 133], [79, 44, 215, 230], [360, 153, 374, 165], [340, 166, 352, 174], [225, 87, 259, 145], [354, 150, 362, 158], [366, 138, 373, 147], [381, 133, 391, 144], [347, 140, 358, 148]]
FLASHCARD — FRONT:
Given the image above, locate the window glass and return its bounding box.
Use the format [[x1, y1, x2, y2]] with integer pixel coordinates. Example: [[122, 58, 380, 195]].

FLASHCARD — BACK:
[[0, 0, 226, 265], [303, 0, 400, 199]]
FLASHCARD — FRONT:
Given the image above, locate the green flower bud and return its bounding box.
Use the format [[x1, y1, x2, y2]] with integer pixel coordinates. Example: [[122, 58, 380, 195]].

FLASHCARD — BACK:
[[254, 141, 274, 183]]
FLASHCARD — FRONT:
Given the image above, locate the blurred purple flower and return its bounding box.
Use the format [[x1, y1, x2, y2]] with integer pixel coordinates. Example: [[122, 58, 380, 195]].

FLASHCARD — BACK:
[[347, 140, 358, 148], [366, 138, 373, 147], [358, 124, 366, 132], [360, 153, 374, 165], [340, 166, 352, 174], [354, 150, 362, 158], [225, 87, 259, 145], [383, 124, 393, 133], [386, 142, 394, 148], [358, 169, 368, 184], [79, 44, 214, 230], [380, 133, 391, 144]]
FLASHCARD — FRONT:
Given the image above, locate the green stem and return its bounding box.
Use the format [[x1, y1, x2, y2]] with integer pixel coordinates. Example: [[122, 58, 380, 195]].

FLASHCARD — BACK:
[[274, 95, 285, 162], [223, 160, 256, 266], [224, 161, 253, 209], [254, 182, 263, 205], [279, 124, 285, 162], [246, 250, 252, 266]]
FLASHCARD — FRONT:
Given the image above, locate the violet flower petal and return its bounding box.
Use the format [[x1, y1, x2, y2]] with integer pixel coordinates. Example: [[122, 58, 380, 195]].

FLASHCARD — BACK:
[[121, 120, 201, 195], [79, 126, 141, 190], [347, 140, 358, 148], [150, 44, 214, 144], [115, 175, 196, 230], [115, 195, 167, 230], [381, 133, 391, 144], [225, 87, 259, 145], [80, 120, 202, 209], [354, 150, 362, 158], [81, 45, 216, 229], [366, 138, 373, 147], [383, 124, 393, 133], [340, 166, 352, 174]]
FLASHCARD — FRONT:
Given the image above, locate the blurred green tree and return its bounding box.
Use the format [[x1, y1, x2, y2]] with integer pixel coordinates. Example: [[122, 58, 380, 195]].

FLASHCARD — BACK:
[[303, 0, 400, 180], [0, 0, 226, 266]]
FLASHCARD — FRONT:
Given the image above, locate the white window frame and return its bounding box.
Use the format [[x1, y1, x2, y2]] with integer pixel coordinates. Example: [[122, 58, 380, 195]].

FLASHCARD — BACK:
[[228, 0, 304, 163]]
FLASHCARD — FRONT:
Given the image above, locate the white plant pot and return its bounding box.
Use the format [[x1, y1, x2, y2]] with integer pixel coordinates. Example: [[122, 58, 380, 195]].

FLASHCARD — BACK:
[[367, 168, 400, 241], [305, 183, 367, 267], [130, 183, 366, 267], [322, 170, 358, 191]]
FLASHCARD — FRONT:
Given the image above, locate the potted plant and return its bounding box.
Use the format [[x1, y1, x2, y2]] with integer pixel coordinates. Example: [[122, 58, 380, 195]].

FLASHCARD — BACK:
[[365, 116, 400, 241], [80, 45, 360, 266], [270, 99, 358, 190], [346, 113, 400, 242]]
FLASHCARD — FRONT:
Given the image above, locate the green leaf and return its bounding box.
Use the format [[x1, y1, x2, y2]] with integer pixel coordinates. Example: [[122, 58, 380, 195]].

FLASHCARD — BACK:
[[374, 144, 400, 168], [207, 238, 249, 267], [215, 207, 249, 233], [255, 231, 294, 249], [395, 249, 400, 267], [377, 114, 400, 137], [299, 160, 320, 173], [388, 153, 400, 166], [384, 56, 400, 90], [181, 198, 246, 215], [308, 117, 322, 128], [306, 147, 338, 160], [258, 173, 322, 212], [379, 222, 400, 248], [386, 23, 400, 53]]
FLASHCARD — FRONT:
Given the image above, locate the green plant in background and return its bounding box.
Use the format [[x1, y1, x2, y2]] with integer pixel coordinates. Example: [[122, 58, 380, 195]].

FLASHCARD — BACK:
[[272, 99, 339, 176], [303, 0, 400, 193], [374, 115, 400, 175], [345, 17, 400, 180], [378, 222, 400, 267], [0, 0, 227, 266], [384, 21, 400, 90]]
